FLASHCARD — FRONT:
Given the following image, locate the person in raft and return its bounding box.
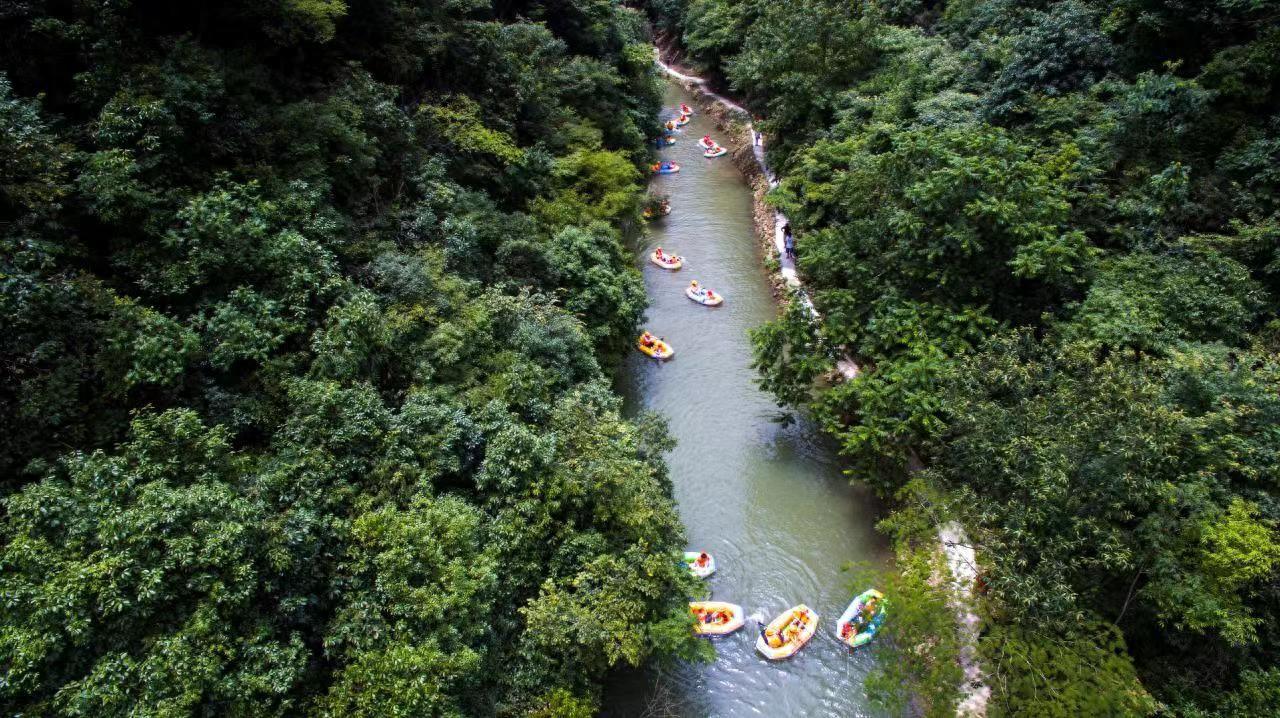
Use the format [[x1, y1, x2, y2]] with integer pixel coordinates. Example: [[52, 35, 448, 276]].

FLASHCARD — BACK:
[[702, 134, 712, 145], [765, 626, 782, 648], [783, 610, 808, 643], [690, 279, 700, 294], [656, 247, 667, 261], [640, 331, 656, 348], [842, 597, 879, 639], [860, 596, 879, 627], [702, 608, 728, 625], [694, 551, 710, 567]]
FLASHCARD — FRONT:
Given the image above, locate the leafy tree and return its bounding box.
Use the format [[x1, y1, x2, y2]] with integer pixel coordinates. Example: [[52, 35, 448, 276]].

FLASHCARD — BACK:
[[654, 0, 1280, 710], [854, 544, 965, 718], [0, 0, 698, 713], [982, 622, 1156, 717], [726, 0, 882, 157], [0, 410, 304, 715]]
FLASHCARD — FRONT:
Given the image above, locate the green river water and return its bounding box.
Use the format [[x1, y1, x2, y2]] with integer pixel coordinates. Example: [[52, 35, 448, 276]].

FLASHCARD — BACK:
[[604, 83, 889, 718]]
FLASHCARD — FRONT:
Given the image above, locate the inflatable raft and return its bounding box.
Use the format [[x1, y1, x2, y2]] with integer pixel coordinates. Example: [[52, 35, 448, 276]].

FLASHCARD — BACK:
[[683, 551, 715, 578], [650, 251, 683, 270], [704, 146, 727, 158], [686, 286, 723, 306], [836, 589, 886, 649], [676, 114, 691, 127], [638, 334, 674, 360], [651, 162, 681, 175], [691, 601, 744, 636], [698, 137, 716, 150], [680, 103, 694, 116], [662, 135, 677, 146], [756, 604, 818, 660]]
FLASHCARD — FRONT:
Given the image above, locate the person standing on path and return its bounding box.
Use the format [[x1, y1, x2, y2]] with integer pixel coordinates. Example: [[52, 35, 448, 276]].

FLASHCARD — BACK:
[[783, 223, 795, 259]]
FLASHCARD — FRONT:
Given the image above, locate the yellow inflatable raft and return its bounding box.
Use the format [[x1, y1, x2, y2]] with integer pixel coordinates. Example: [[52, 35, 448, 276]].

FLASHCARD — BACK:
[[637, 334, 674, 360], [650, 251, 683, 270], [691, 601, 744, 636], [755, 604, 819, 660]]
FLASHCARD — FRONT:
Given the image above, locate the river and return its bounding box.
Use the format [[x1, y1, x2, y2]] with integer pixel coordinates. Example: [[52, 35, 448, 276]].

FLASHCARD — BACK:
[[604, 82, 889, 717]]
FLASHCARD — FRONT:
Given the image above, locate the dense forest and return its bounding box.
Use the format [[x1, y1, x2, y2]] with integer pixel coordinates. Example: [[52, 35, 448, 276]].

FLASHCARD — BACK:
[[0, 1, 711, 715], [644, 0, 1280, 716]]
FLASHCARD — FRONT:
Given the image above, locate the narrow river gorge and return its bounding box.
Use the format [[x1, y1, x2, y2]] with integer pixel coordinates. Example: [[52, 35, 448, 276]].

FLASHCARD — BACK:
[[605, 81, 890, 718]]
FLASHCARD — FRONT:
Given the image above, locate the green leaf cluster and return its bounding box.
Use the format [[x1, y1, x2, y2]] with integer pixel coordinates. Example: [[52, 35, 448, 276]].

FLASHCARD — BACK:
[[642, 0, 1280, 713], [0, 1, 697, 714]]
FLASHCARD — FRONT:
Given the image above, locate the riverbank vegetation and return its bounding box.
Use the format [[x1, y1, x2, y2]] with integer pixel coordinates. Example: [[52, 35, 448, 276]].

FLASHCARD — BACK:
[[0, 1, 709, 714], [647, 1, 1280, 715]]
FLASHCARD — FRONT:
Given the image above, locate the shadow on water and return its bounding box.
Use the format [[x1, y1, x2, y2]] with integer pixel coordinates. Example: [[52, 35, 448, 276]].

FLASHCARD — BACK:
[[603, 82, 891, 717]]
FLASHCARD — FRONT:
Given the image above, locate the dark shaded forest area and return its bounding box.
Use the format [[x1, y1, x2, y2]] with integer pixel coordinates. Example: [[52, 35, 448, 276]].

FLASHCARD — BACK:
[[1, 1, 706, 715], [644, 0, 1280, 715]]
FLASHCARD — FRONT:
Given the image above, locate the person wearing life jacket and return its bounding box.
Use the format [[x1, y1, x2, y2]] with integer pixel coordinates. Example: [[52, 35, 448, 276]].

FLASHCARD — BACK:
[[640, 332, 655, 348], [702, 134, 712, 146], [857, 597, 878, 629], [656, 247, 666, 261], [690, 279, 700, 295], [695, 551, 709, 567], [841, 622, 854, 640], [766, 626, 783, 648], [681, 103, 692, 114]]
